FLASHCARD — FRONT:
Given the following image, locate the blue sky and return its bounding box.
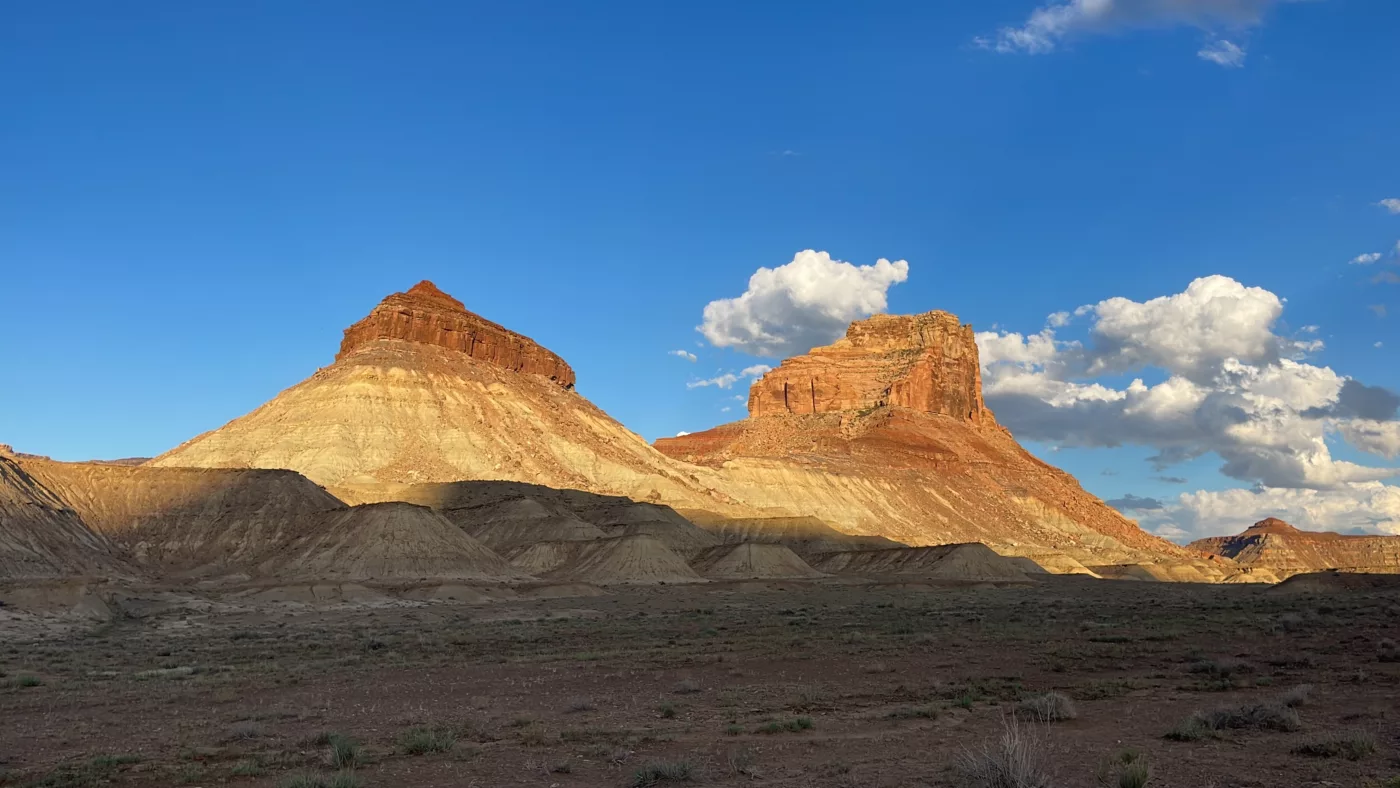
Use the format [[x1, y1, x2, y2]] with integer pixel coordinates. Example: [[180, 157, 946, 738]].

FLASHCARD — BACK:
[[3, 1, 1397, 538]]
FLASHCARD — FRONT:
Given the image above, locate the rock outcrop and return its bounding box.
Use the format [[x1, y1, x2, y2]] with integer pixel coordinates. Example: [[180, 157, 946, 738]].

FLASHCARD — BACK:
[[1190, 518, 1400, 579], [748, 312, 988, 424], [337, 280, 575, 388], [657, 311, 1195, 567]]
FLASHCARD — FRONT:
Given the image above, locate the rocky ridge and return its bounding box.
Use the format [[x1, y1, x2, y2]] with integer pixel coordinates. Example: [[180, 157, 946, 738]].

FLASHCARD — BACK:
[[1190, 518, 1400, 579]]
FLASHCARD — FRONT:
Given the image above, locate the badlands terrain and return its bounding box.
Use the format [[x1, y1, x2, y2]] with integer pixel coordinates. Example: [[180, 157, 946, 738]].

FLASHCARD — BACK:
[[3, 280, 1400, 787]]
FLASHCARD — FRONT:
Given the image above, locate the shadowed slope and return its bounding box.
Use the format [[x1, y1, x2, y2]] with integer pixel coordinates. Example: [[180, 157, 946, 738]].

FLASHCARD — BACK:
[[0, 453, 128, 579]]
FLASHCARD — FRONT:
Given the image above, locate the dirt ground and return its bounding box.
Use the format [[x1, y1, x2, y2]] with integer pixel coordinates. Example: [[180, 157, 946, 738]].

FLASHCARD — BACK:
[[2, 578, 1399, 788]]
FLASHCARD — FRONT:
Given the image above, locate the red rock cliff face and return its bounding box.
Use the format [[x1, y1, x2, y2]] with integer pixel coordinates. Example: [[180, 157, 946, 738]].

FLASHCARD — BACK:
[[337, 281, 575, 388], [747, 311, 989, 424]]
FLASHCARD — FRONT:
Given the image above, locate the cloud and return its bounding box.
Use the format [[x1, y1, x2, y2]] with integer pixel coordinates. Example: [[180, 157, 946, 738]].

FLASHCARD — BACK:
[[982, 0, 1309, 56], [977, 275, 1400, 490], [699, 250, 909, 357], [675, 431, 690, 437], [1377, 342, 1385, 349], [1350, 252, 1382, 265], [1047, 311, 1073, 328], [1301, 380, 1400, 421], [1156, 475, 1189, 484], [1106, 494, 1164, 511], [1198, 39, 1246, 67], [1379, 198, 1400, 215], [1371, 305, 1388, 318], [1374, 271, 1400, 285], [686, 364, 772, 390], [669, 349, 698, 363], [1338, 421, 1400, 460], [1141, 482, 1400, 540]]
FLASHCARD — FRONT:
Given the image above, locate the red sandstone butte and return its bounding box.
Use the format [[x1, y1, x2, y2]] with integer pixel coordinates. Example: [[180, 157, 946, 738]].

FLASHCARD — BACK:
[[337, 280, 575, 388], [746, 311, 990, 424]]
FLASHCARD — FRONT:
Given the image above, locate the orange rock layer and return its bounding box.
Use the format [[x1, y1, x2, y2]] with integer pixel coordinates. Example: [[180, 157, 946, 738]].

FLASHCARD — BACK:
[[337, 280, 575, 388], [748, 312, 989, 424]]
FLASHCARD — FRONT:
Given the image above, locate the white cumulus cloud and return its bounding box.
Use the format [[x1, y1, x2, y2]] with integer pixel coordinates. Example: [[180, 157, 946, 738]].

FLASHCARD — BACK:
[[668, 349, 698, 362], [977, 275, 1400, 492], [982, 0, 1311, 56], [1350, 252, 1382, 265], [699, 250, 909, 358], [1379, 198, 1400, 215], [1198, 39, 1246, 67], [1140, 483, 1400, 540], [686, 364, 772, 390]]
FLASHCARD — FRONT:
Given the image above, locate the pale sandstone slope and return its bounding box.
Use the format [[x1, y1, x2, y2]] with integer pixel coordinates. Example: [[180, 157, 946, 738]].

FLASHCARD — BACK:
[[151, 282, 745, 514]]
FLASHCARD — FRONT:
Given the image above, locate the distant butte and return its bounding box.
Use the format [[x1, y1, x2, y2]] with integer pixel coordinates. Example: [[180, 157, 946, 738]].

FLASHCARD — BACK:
[[337, 279, 575, 388], [1190, 517, 1400, 578]]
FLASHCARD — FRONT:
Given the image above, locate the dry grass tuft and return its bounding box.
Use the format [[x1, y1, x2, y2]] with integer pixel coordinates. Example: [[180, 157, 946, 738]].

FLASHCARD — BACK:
[[959, 716, 1053, 788]]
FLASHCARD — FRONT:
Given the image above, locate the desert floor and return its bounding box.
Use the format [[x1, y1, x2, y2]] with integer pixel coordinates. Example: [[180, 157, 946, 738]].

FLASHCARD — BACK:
[[2, 578, 1398, 787]]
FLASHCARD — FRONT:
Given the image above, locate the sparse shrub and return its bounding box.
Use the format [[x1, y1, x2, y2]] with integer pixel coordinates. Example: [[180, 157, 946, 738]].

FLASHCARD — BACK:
[[673, 679, 701, 694], [225, 721, 264, 741], [755, 717, 813, 734], [1075, 680, 1133, 700], [566, 697, 595, 713], [88, 755, 141, 770], [632, 760, 694, 785], [517, 723, 550, 746], [1379, 639, 1399, 663], [1292, 731, 1376, 760], [549, 760, 572, 773], [1097, 749, 1151, 788], [725, 746, 757, 777], [1277, 684, 1312, 708], [5, 675, 42, 688], [277, 772, 361, 788], [725, 723, 744, 736], [959, 715, 1052, 788], [1199, 699, 1301, 732], [1188, 657, 1254, 690], [324, 734, 361, 769], [230, 759, 266, 777], [399, 726, 456, 755], [1164, 715, 1214, 742], [659, 702, 677, 719], [1017, 691, 1077, 722]]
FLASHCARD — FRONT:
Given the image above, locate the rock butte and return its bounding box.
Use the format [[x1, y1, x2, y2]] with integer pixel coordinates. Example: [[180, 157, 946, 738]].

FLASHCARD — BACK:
[[656, 311, 1224, 571], [338, 280, 575, 388], [144, 281, 1230, 571], [747, 311, 988, 424], [1190, 517, 1400, 579]]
